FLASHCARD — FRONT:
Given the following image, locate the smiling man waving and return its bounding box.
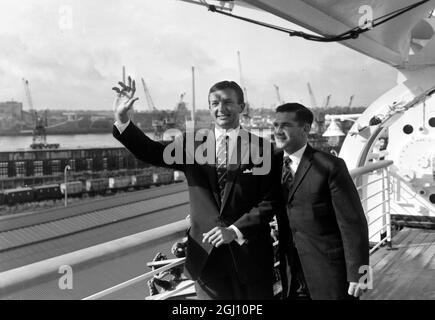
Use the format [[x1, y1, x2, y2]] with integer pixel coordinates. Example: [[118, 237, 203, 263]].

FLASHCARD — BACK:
[[112, 79, 281, 299]]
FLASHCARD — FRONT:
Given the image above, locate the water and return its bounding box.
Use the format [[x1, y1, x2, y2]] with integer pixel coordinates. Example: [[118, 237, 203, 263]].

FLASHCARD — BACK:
[[0, 129, 274, 152], [0, 133, 154, 152]]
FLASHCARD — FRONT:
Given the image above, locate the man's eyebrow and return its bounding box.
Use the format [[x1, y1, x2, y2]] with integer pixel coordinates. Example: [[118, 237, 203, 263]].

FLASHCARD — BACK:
[[273, 122, 293, 126]]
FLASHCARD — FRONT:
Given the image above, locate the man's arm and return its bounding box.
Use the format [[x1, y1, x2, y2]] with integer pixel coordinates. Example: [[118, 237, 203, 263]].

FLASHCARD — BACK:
[[232, 145, 281, 240], [112, 77, 184, 171], [329, 158, 369, 282], [113, 120, 184, 171], [114, 119, 130, 134]]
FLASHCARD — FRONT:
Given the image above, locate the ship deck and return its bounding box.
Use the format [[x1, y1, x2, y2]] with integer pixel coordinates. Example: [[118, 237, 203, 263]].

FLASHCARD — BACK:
[[363, 227, 435, 300]]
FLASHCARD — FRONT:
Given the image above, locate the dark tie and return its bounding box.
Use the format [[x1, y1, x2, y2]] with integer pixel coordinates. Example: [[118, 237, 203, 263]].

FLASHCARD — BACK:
[[282, 156, 293, 190], [216, 135, 229, 203]]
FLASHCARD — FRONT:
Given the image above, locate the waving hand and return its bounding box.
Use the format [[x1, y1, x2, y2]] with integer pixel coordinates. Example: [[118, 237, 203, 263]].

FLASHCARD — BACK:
[[112, 76, 139, 124]]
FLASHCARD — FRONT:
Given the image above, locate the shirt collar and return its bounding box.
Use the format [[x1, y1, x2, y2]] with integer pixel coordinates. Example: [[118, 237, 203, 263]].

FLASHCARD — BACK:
[[214, 125, 240, 141], [284, 144, 307, 164]]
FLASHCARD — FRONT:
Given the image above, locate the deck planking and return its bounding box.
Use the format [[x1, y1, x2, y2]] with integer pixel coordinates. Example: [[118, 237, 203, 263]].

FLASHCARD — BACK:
[[363, 227, 435, 300]]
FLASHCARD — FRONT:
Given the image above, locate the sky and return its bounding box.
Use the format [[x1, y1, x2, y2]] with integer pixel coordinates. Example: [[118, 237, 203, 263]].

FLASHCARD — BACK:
[[0, 0, 398, 111]]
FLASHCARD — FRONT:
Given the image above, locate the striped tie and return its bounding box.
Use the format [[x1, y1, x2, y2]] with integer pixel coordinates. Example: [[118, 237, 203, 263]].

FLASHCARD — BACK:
[[216, 135, 228, 203], [282, 156, 293, 190]]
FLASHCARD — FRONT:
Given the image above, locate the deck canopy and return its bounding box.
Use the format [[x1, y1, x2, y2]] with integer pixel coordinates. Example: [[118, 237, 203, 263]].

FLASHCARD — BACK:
[[181, 0, 435, 68]]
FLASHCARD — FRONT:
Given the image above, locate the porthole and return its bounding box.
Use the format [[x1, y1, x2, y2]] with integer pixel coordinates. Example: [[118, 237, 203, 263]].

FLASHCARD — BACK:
[[403, 125, 413, 134], [429, 117, 435, 127], [430, 194, 435, 204]]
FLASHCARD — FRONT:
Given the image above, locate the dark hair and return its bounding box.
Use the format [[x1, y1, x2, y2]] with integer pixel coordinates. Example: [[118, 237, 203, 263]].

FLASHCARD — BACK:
[[275, 103, 314, 125], [208, 81, 244, 104]]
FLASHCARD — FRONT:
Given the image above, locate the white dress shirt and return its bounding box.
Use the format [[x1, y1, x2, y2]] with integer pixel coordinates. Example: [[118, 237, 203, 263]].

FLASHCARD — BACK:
[[114, 119, 246, 245], [214, 125, 240, 162]]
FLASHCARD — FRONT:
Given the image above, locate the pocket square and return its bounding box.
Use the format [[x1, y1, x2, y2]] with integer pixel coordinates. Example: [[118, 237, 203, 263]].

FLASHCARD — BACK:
[[242, 168, 253, 173]]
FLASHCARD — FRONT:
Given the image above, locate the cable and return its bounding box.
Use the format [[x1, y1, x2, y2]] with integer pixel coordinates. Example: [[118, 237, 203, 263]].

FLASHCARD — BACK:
[[205, 0, 431, 42]]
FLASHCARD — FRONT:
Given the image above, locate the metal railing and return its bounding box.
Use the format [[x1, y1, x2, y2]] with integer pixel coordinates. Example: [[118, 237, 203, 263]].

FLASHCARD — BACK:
[[0, 219, 189, 298], [84, 257, 188, 300], [351, 160, 393, 254], [0, 160, 394, 300]]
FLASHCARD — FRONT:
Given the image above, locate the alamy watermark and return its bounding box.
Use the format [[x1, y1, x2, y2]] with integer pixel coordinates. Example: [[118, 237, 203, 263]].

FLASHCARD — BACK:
[[359, 5, 374, 30], [59, 5, 73, 32], [161, 124, 272, 176], [58, 264, 73, 290], [358, 265, 373, 290]]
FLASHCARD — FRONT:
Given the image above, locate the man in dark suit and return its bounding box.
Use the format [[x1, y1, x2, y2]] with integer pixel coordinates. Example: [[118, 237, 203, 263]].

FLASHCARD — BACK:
[[273, 103, 369, 300], [112, 78, 279, 299]]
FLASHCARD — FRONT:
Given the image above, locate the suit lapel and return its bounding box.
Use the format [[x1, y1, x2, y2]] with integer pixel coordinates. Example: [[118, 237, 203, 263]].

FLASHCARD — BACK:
[[220, 129, 249, 214], [287, 145, 314, 202]]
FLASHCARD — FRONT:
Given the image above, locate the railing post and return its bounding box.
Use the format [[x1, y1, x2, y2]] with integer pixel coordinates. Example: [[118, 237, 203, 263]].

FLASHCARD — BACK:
[[64, 165, 71, 206], [386, 167, 393, 249]]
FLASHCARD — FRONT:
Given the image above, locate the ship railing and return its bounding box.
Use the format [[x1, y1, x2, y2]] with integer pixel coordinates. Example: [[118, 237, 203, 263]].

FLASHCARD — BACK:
[[351, 160, 394, 254], [0, 161, 394, 300], [84, 257, 189, 300], [83, 236, 281, 301], [0, 219, 189, 300]]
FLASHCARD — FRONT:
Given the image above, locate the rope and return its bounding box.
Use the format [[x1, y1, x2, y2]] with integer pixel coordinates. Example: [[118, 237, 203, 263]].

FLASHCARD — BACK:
[[205, 0, 431, 43]]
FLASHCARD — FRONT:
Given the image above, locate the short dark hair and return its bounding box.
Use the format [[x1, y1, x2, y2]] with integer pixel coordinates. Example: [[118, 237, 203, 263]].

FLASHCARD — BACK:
[[275, 103, 314, 126], [208, 81, 244, 104]]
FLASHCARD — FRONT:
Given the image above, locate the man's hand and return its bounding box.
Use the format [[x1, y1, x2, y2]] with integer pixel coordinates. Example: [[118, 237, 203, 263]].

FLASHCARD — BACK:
[[112, 76, 139, 124], [348, 282, 366, 298], [202, 227, 237, 247]]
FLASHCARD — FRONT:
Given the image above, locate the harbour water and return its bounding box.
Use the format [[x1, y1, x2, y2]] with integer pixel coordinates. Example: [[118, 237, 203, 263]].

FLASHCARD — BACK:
[[0, 133, 125, 152], [0, 129, 274, 152]]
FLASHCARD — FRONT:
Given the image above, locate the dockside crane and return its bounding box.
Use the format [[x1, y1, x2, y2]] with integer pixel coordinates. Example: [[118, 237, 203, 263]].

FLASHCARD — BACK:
[[307, 82, 319, 109], [274, 84, 284, 105], [141, 78, 157, 111], [22, 78, 34, 113], [347, 94, 355, 108], [323, 94, 331, 108], [22, 78, 54, 148], [141, 77, 169, 139], [237, 51, 250, 118]]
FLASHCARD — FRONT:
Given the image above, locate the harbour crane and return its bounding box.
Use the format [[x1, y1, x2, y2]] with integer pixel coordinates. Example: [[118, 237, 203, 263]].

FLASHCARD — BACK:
[[274, 84, 284, 105], [323, 94, 331, 108], [22, 78, 34, 112], [347, 94, 355, 108], [237, 51, 250, 117], [307, 82, 319, 108], [140, 77, 171, 139], [175, 92, 187, 113], [22, 78, 52, 148], [141, 78, 157, 111]]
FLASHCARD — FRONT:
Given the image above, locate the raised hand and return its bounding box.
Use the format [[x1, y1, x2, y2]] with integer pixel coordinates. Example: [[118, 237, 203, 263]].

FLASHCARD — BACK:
[[112, 76, 139, 124]]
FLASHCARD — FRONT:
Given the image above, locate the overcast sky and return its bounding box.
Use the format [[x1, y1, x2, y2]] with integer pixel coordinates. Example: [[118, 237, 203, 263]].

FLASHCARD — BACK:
[[0, 0, 398, 111]]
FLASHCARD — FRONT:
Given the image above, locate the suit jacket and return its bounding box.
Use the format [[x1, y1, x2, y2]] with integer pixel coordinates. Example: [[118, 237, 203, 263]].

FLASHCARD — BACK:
[[113, 122, 280, 285], [276, 145, 369, 299]]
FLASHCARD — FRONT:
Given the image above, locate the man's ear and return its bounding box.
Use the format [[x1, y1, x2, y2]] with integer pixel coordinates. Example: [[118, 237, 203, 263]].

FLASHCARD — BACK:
[[304, 123, 311, 134], [239, 103, 245, 113]]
